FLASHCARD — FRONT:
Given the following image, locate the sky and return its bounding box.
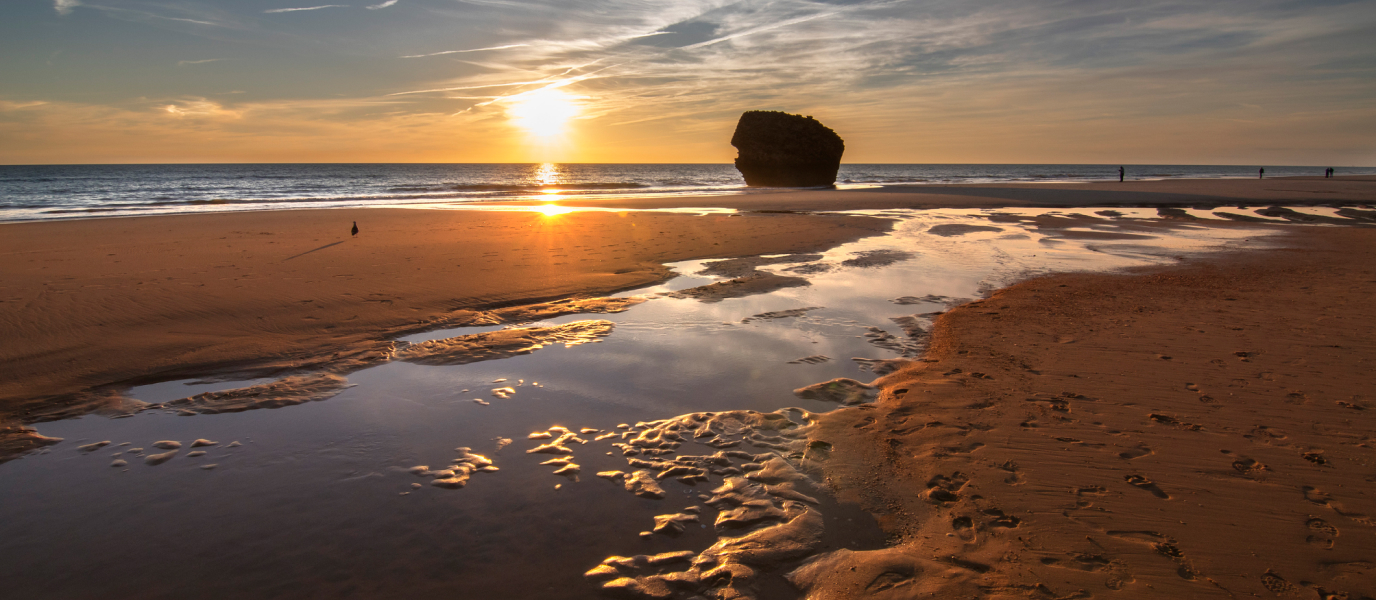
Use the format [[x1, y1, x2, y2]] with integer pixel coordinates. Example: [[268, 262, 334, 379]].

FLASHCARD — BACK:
[[1, 0, 1374, 165]]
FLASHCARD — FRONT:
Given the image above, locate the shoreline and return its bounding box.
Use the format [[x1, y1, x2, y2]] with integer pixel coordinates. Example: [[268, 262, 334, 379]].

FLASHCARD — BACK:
[[2, 175, 1372, 225], [510, 175, 1376, 212], [800, 225, 1376, 597]]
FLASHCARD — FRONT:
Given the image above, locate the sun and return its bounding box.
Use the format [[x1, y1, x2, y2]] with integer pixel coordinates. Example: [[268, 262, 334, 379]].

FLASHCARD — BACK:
[[506, 88, 581, 138]]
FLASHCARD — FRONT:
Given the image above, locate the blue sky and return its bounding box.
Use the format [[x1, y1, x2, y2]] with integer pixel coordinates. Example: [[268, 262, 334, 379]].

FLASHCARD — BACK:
[[1, 0, 1373, 164]]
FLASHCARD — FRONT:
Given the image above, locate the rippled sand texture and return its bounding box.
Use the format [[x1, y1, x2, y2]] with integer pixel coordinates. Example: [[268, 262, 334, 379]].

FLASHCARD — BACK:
[[396, 319, 615, 365], [577, 410, 841, 599]]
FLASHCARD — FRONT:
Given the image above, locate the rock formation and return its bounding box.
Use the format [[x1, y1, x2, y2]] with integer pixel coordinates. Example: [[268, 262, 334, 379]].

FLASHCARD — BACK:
[[730, 110, 845, 187]]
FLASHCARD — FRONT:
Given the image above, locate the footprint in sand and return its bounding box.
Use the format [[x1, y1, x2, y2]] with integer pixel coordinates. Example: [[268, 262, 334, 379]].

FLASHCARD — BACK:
[[1038, 554, 1110, 572], [951, 516, 977, 542], [1231, 457, 1269, 476], [983, 508, 1021, 529], [1075, 485, 1106, 508], [1304, 485, 1334, 506], [1117, 443, 1154, 460], [1152, 543, 1199, 580], [998, 461, 1025, 486], [1152, 542, 1184, 559], [1099, 530, 1199, 582], [925, 472, 969, 504], [1301, 486, 1372, 525], [1307, 518, 1339, 549], [1034, 553, 1128, 591], [1260, 570, 1294, 594], [1124, 474, 1170, 499]]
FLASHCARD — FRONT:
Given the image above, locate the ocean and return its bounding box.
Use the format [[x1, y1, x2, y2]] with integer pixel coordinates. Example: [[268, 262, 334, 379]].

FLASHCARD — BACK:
[[1, 163, 1368, 222]]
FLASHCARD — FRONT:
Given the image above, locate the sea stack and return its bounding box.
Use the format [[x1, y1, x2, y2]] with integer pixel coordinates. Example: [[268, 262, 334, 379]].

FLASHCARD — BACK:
[[730, 111, 845, 187]]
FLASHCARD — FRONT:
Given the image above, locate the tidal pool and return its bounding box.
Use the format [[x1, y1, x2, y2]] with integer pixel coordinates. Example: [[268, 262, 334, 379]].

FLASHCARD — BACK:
[[0, 208, 1281, 599]]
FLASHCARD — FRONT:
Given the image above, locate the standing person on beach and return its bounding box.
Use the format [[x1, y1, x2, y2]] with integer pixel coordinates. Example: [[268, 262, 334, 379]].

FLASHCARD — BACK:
[[1259, 168, 1265, 179], [1119, 166, 1124, 182]]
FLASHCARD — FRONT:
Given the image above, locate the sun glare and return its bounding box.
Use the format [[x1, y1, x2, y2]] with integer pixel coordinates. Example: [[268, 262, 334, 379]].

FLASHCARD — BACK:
[[507, 88, 580, 138], [532, 203, 574, 217]]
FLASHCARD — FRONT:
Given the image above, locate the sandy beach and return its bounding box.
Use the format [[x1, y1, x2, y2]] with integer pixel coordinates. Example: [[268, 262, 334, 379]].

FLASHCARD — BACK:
[[1, 177, 1374, 598], [0, 208, 887, 418]]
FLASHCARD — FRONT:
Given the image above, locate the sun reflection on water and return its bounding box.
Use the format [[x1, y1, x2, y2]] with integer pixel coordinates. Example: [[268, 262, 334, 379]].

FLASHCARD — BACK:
[[534, 163, 564, 195], [534, 163, 559, 186]]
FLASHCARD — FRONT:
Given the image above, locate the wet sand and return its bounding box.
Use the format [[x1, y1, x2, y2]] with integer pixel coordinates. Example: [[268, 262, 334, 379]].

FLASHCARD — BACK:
[[507, 175, 1376, 212], [800, 226, 1376, 598], [0, 208, 888, 425]]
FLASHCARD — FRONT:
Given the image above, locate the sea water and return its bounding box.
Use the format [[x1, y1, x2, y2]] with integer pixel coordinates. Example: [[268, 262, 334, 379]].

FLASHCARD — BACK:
[[2, 163, 1369, 222]]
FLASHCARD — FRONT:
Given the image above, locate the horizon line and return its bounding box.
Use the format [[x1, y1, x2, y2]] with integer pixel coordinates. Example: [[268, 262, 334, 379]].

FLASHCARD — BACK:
[[2, 162, 1369, 168]]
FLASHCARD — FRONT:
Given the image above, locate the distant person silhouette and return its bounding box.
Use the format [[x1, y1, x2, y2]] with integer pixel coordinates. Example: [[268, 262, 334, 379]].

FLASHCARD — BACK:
[[1259, 168, 1265, 179], [351, 221, 358, 237], [1119, 166, 1124, 182]]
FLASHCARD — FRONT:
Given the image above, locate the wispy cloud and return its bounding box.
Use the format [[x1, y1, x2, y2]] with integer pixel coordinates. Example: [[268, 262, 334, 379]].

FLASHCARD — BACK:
[[386, 81, 553, 96], [264, 5, 348, 13], [388, 61, 606, 97], [53, 0, 80, 16], [158, 15, 217, 26], [400, 44, 530, 58], [681, 11, 838, 50], [161, 99, 242, 119], [0, 100, 49, 111], [366, 0, 398, 9], [177, 59, 224, 66], [77, 4, 221, 27]]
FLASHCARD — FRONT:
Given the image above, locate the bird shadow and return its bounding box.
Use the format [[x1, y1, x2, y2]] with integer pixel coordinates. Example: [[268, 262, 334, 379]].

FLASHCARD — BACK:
[[282, 240, 346, 262]]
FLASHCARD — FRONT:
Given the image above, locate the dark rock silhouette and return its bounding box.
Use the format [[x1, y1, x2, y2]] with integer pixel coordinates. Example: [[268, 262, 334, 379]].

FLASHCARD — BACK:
[[731, 111, 844, 187]]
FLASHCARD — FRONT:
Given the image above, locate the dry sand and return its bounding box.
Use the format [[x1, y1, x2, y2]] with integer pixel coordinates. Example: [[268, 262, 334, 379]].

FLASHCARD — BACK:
[[0, 208, 888, 423], [802, 226, 1376, 599]]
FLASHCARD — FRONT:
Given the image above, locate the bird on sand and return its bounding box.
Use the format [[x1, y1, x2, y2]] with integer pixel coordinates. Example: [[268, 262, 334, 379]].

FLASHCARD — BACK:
[[351, 221, 358, 237]]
